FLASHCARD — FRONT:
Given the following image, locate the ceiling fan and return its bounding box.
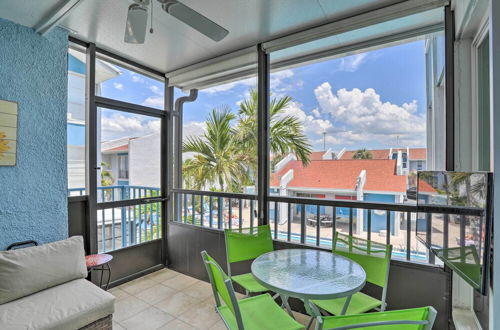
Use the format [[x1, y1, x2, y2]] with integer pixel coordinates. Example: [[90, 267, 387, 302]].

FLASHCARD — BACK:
[[124, 0, 229, 44]]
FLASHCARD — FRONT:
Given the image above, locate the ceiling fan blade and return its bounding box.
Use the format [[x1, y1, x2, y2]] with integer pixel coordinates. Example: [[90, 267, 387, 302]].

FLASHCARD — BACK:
[[125, 3, 148, 44], [161, 1, 228, 42]]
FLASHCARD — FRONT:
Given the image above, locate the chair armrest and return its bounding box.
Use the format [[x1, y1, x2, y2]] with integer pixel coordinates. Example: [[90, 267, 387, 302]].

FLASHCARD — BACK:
[[316, 316, 428, 330]]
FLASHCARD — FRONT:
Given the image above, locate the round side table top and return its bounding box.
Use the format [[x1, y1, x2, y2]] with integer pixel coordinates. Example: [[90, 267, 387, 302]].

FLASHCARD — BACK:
[[86, 254, 113, 268]]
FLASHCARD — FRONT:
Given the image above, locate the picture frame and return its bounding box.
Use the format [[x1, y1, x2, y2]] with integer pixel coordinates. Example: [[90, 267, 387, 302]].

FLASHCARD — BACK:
[[0, 99, 18, 166]]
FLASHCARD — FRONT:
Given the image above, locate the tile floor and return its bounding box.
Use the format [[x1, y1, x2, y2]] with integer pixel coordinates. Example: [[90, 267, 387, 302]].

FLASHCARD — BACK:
[[111, 268, 312, 330]]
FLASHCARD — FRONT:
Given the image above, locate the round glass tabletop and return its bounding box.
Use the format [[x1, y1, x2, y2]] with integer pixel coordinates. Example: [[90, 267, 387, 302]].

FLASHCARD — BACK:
[[251, 249, 366, 300]]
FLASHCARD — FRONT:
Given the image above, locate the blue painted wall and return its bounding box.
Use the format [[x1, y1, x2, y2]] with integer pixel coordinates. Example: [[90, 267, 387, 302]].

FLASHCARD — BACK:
[[0, 19, 68, 249], [68, 54, 85, 75], [67, 122, 85, 145], [363, 193, 396, 234]]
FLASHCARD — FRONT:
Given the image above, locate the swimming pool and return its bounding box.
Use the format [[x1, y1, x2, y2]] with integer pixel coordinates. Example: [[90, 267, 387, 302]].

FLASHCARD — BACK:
[[273, 231, 429, 262]]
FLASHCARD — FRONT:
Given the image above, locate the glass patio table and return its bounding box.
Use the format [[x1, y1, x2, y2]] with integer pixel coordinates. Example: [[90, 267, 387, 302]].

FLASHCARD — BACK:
[[251, 249, 366, 319]]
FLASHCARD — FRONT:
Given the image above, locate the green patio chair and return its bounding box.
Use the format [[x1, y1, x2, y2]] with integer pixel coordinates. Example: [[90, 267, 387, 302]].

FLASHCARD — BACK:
[[315, 306, 437, 330], [201, 250, 303, 330], [312, 232, 392, 315], [224, 225, 274, 295]]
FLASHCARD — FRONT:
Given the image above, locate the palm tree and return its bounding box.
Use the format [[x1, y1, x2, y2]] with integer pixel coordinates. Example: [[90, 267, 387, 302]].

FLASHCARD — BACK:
[[100, 162, 114, 186], [182, 108, 251, 192], [100, 162, 114, 201], [236, 90, 312, 171], [352, 148, 373, 159]]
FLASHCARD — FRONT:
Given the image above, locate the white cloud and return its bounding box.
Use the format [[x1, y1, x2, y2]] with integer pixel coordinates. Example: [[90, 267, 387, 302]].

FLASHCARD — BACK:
[[338, 53, 368, 72], [313, 82, 425, 146], [182, 121, 207, 159], [131, 74, 145, 83], [143, 96, 164, 109], [183, 121, 207, 140], [149, 85, 163, 95], [101, 114, 160, 141], [282, 101, 333, 135], [236, 90, 252, 107], [113, 82, 124, 90], [270, 69, 294, 89], [311, 108, 321, 118]]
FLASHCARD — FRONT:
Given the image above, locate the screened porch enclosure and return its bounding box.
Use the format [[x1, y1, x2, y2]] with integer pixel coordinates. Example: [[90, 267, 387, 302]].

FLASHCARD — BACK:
[[53, 1, 492, 329]]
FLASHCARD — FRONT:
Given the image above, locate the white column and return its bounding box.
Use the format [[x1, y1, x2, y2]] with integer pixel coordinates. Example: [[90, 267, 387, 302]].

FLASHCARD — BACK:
[[489, 0, 500, 328]]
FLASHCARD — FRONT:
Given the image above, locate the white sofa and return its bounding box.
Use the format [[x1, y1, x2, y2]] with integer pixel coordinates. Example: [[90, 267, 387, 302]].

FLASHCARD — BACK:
[[0, 236, 115, 330]]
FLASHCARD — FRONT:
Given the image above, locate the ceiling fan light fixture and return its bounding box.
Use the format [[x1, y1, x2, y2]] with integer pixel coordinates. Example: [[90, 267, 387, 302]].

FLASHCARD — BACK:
[[124, 3, 149, 44], [158, 0, 229, 42]]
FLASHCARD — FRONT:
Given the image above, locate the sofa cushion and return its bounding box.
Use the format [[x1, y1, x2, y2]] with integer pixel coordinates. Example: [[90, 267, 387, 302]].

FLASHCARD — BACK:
[[0, 278, 115, 330], [0, 236, 87, 304]]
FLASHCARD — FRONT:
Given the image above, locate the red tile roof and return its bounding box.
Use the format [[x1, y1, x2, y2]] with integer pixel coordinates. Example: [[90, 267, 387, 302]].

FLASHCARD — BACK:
[[409, 148, 426, 160], [103, 144, 128, 152], [417, 179, 437, 193], [310, 151, 326, 160], [271, 159, 406, 193]]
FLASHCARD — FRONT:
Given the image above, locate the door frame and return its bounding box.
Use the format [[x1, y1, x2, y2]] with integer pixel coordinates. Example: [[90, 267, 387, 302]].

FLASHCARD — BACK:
[[74, 38, 170, 281]]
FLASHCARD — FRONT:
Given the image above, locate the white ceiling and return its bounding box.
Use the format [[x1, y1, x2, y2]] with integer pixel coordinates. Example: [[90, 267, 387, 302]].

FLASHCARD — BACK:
[[0, 0, 405, 73]]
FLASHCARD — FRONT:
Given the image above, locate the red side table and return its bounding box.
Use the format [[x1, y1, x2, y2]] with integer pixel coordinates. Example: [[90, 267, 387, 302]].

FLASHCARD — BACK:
[[86, 254, 113, 290]]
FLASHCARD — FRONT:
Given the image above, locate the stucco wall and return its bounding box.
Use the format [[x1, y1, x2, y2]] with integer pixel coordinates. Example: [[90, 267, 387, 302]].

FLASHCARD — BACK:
[[0, 19, 68, 249], [363, 193, 396, 234], [129, 133, 160, 188]]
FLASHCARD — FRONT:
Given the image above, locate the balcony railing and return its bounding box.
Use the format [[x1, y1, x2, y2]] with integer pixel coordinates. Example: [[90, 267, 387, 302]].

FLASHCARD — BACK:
[[69, 185, 162, 252], [69, 185, 160, 203], [172, 189, 485, 265]]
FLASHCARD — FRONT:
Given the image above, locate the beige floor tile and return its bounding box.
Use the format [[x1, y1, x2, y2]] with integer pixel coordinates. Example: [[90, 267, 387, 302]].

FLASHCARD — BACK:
[[120, 307, 174, 330], [113, 295, 150, 323], [109, 287, 131, 301], [177, 302, 221, 329], [120, 277, 157, 295], [147, 269, 180, 283], [202, 295, 216, 306], [112, 321, 126, 330], [154, 291, 200, 317], [135, 284, 177, 305], [182, 280, 214, 300], [208, 320, 227, 330], [162, 273, 199, 291], [158, 318, 197, 330], [292, 311, 315, 327], [234, 292, 246, 300]]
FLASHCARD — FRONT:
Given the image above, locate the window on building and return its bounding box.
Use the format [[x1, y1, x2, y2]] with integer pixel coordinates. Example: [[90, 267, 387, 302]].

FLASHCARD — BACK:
[[118, 154, 129, 179]]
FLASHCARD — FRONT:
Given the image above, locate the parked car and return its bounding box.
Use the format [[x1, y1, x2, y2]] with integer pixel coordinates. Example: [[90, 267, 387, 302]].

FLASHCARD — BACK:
[[406, 187, 417, 200]]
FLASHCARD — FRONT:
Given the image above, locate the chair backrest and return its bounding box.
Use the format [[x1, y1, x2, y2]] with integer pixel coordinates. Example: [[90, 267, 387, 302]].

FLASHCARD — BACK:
[[201, 250, 244, 328], [224, 225, 273, 265], [333, 232, 392, 288], [318, 306, 437, 330]]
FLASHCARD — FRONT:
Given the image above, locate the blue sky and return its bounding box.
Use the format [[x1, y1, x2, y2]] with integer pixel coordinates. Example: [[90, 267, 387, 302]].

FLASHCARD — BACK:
[[97, 40, 427, 151]]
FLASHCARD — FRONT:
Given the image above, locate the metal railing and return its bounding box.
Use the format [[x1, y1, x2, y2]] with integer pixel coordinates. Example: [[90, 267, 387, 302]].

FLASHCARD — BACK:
[[69, 185, 160, 202], [172, 189, 485, 265], [69, 185, 162, 252]]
